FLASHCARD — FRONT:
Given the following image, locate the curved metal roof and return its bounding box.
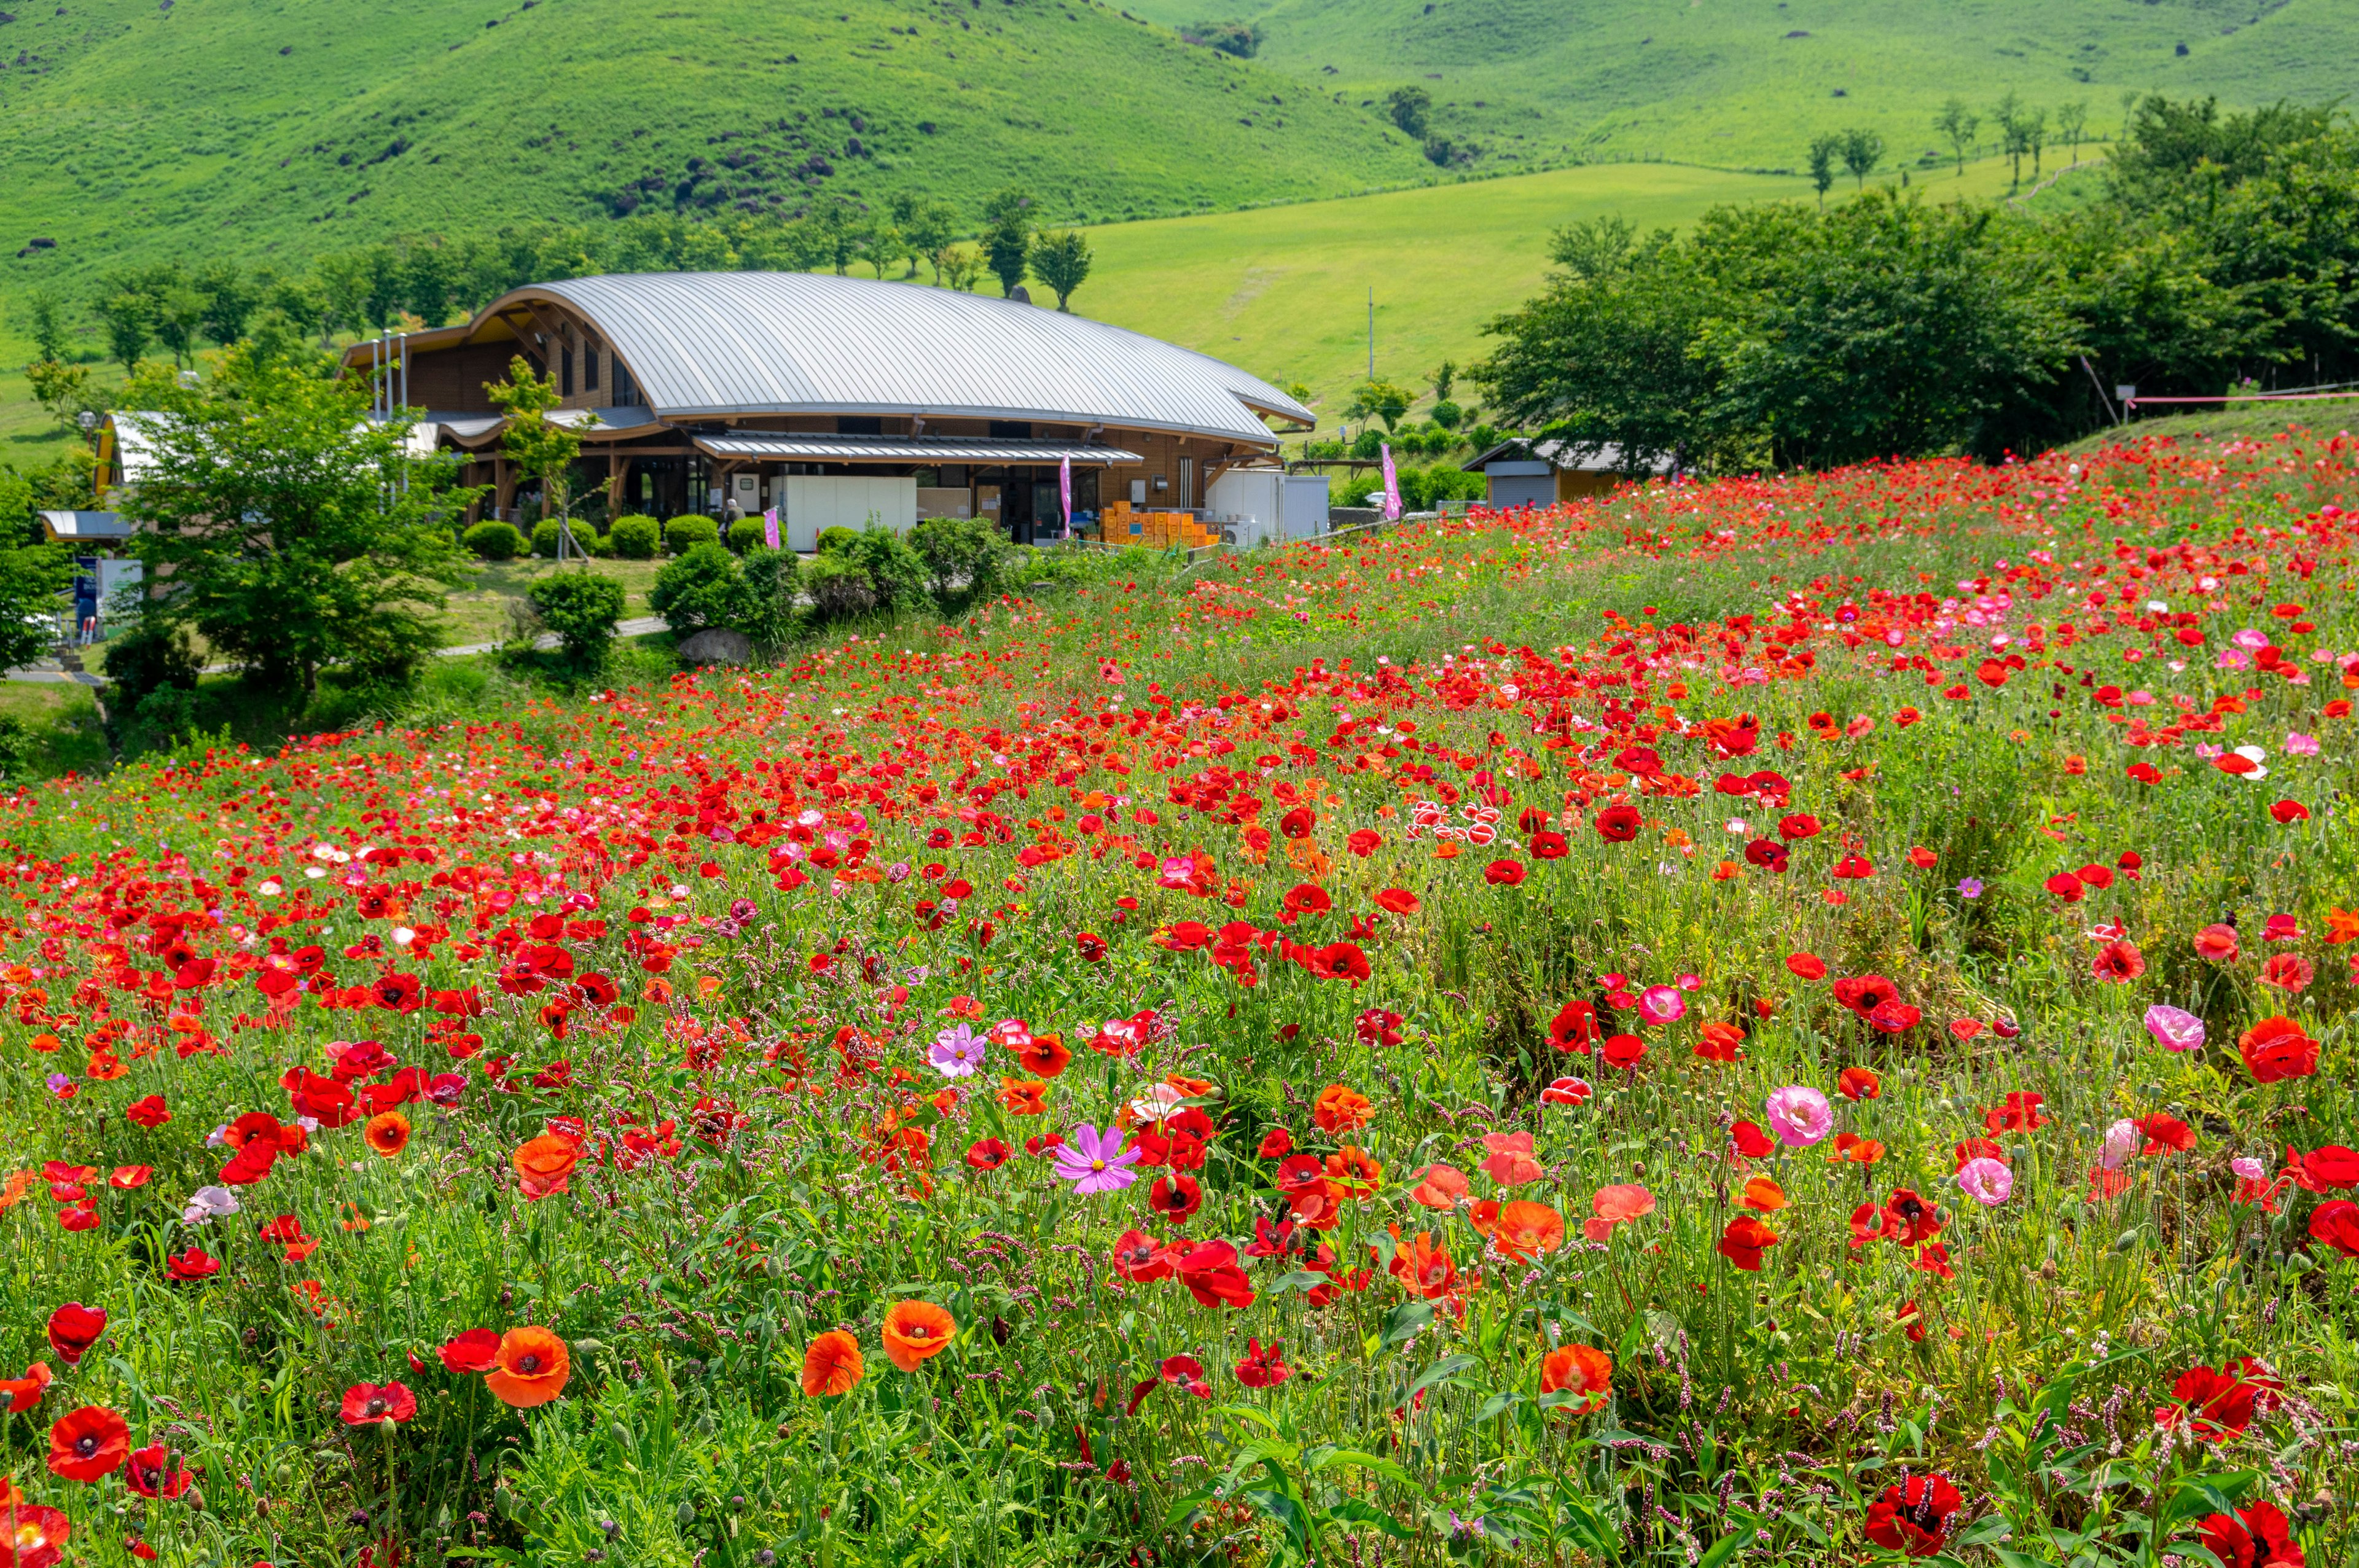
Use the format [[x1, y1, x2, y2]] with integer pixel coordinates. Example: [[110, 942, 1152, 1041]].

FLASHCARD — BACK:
[[474, 273, 1312, 445]]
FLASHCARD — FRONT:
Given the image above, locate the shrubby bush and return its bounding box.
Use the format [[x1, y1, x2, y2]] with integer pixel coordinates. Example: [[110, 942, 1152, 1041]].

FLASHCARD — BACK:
[[531, 520, 563, 559], [648, 541, 746, 634], [815, 525, 859, 556], [801, 553, 876, 621], [843, 525, 931, 614], [665, 514, 721, 555], [525, 572, 627, 669], [608, 515, 660, 560], [463, 520, 527, 560], [909, 515, 1011, 610], [727, 517, 772, 554], [100, 619, 201, 715], [739, 550, 802, 645]]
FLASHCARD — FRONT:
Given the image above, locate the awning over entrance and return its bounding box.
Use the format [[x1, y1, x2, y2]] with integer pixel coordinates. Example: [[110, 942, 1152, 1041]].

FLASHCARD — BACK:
[[692, 432, 1142, 465]]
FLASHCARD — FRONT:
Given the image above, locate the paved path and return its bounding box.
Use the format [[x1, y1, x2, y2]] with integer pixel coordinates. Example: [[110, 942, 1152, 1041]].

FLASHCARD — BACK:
[[6, 615, 673, 684]]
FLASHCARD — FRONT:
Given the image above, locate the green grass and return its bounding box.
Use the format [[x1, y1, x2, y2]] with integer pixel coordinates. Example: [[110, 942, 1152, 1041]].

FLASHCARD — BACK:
[[437, 557, 666, 648], [1081, 153, 2027, 418], [1124, 0, 2359, 171]]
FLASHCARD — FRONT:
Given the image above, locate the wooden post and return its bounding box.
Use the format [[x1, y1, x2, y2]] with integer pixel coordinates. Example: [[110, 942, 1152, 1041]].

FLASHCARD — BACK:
[[495, 458, 517, 520], [608, 453, 630, 515]]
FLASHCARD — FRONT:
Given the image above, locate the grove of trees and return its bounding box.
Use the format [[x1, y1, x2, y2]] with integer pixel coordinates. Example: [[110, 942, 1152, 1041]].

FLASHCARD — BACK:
[[1475, 95, 2359, 475]]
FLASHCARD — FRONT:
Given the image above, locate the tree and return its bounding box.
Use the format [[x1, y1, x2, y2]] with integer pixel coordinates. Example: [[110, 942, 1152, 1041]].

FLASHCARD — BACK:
[[115, 346, 477, 703], [1029, 230, 1093, 311], [525, 573, 625, 671], [401, 244, 460, 327], [154, 285, 208, 368], [810, 197, 866, 276], [1807, 134, 1842, 206], [0, 537, 75, 671], [856, 222, 899, 279], [983, 189, 1034, 297], [95, 289, 157, 372], [2025, 107, 2049, 179], [23, 359, 102, 437], [486, 356, 594, 529], [1184, 19, 1262, 57], [2057, 101, 2089, 166], [1344, 379, 1412, 432], [1934, 99, 1979, 176], [1428, 359, 1457, 402], [936, 244, 984, 292], [21, 290, 68, 364], [1842, 128, 1885, 190], [194, 264, 258, 346], [1993, 92, 2028, 190], [904, 201, 958, 283], [1386, 87, 1431, 140]]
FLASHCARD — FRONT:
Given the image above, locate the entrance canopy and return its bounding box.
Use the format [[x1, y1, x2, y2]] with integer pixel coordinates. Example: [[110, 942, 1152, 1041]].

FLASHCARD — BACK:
[[693, 432, 1142, 465]]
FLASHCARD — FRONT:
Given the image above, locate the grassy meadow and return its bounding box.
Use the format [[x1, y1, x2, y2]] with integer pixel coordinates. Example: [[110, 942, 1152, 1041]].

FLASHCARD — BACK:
[[0, 425, 2355, 1566]]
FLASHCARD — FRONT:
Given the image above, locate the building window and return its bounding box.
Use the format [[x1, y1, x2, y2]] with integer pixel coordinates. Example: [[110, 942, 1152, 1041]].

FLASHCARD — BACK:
[[613, 359, 635, 406], [988, 419, 1032, 439], [836, 415, 883, 437], [585, 347, 599, 391], [560, 348, 574, 397]]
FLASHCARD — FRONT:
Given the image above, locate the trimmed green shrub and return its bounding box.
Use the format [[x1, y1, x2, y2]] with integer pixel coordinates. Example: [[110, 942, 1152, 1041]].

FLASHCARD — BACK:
[[740, 549, 802, 644], [815, 526, 859, 556], [909, 514, 1011, 610], [648, 541, 747, 634], [100, 619, 201, 716], [463, 520, 527, 561], [845, 525, 931, 614], [525, 572, 627, 670], [802, 553, 877, 621], [665, 514, 721, 555], [727, 517, 772, 555], [608, 515, 660, 560], [531, 520, 563, 559]]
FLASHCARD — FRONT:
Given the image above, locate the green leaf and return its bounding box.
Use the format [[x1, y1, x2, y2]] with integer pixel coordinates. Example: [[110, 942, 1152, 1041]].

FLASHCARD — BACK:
[[1476, 1390, 1524, 1422], [1328, 1497, 1413, 1540], [1382, 1298, 1436, 1347], [1698, 1529, 1753, 1568], [1409, 1352, 1479, 1397]]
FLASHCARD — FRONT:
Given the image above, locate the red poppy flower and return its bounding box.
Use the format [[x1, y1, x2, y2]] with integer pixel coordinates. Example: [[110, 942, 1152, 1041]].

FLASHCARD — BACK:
[[1, 1361, 55, 1413], [2194, 923, 2242, 962], [1, 1504, 69, 1568], [125, 1094, 171, 1128], [2091, 940, 2145, 982], [1600, 1032, 1646, 1068], [1715, 1216, 1778, 1271], [1548, 999, 1600, 1053], [1110, 1227, 1178, 1282], [1837, 1067, 1880, 1101], [2199, 1499, 2304, 1568], [1233, 1338, 1289, 1389], [2239, 1016, 2319, 1084], [964, 1137, 1011, 1171], [1785, 952, 1826, 981], [1482, 859, 1526, 886], [1864, 1474, 1963, 1557], [45, 1303, 104, 1367], [1592, 804, 1642, 842], [2308, 1200, 2359, 1260], [1148, 1172, 1203, 1223], [47, 1404, 131, 1481], [438, 1327, 501, 1374], [125, 1443, 195, 1499], [1374, 887, 1419, 915], [338, 1382, 418, 1426]]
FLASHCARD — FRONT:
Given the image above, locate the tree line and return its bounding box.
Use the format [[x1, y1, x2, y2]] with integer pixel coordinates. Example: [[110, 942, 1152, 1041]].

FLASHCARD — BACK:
[[1474, 95, 2359, 474], [16, 187, 1094, 434]]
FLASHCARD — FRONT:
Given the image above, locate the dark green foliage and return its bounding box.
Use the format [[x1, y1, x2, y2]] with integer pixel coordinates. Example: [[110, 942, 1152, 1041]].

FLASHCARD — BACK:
[[842, 526, 931, 614], [0, 715, 33, 779], [1478, 102, 2359, 470], [815, 526, 859, 556], [648, 542, 747, 634], [115, 347, 475, 703], [608, 515, 660, 560], [1183, 20, 1264, 58], [531, 520, 564, 558], [525, 572, 627, 669], [664, 515, 721, 555], [1029, 230, 1093, 311], [909, 515, 1011, 610], [801, 553, 877, 621], [465, 520, 527, 561], [0, 542, 73, 671], [99, 619, 201, 715], [727, 517, 772, 554], [1387, 87, 1431, 140], [738, 550, 802, 644]]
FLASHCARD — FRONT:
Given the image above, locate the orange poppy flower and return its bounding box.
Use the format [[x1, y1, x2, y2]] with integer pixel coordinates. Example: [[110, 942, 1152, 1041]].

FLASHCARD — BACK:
[[1387, 1227, 1460, 1300], [1016, 1033, 1071, 1078], [364, 1112, 410, 1159], [880, 1300, 957, 1371], [512, 1134, 579, 1199], [1582, 1183, 1656, 1243], [1539, 1343, 1614, 1413], [1836, 1067, 1882, 1101], [997, 1077, 1050, 1116], [1740, 1176, 1788, 1212], [483, 1326, 570, 1407], [1311, 1084, 1372, 1134], [1490, 1200, 1565, 1261], [1829, 1133, 1885, 1165], [1407, 1163, 1471, 1209], [800, 1331, 864, 1397], [1323, 1146, 1383, 1201]]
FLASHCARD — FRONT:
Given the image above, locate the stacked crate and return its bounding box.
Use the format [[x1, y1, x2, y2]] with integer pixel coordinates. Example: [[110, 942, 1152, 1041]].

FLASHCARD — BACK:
[[1105, 499, 1219, 549]]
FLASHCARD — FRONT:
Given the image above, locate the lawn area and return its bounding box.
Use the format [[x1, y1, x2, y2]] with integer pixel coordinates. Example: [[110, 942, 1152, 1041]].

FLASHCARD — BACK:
[[1078, 154, 2027, 418], [434, 556, 665, 648], [0, 675, 109, 774]]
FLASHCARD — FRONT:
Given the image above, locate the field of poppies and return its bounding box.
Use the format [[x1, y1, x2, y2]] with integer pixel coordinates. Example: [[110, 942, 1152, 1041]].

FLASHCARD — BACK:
[[4, 425, 2357, 1568]]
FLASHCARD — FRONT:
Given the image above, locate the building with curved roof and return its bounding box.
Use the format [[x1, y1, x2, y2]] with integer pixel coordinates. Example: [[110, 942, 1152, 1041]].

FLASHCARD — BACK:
[[342, 271, 1313, 546]]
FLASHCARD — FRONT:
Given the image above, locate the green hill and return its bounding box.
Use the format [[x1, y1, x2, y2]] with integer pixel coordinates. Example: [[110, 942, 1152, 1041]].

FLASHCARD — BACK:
[[0, 0, 1428, 285], [1122, 0, 2357, 171]]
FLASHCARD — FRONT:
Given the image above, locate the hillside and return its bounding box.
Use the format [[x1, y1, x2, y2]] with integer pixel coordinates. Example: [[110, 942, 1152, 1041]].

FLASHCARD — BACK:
[[1124, 0, 2358, 171], [0, 0, 1430, 285]]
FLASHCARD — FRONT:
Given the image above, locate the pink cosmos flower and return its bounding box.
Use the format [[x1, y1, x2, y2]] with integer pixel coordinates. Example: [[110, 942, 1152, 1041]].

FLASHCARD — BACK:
[[1049, 1123, 1140, 1196]]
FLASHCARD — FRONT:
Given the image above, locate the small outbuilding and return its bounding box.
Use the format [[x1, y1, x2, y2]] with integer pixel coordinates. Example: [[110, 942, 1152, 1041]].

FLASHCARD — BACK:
[[1463, 438, 1668, 507]]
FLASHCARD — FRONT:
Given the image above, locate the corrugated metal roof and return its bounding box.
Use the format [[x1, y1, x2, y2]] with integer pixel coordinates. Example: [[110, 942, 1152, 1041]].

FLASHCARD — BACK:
[[39, 510, 133, 540], [694, 432, 1143, 464], [1465, 438, 1670, 476], [483, 273, 1310, 445]]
